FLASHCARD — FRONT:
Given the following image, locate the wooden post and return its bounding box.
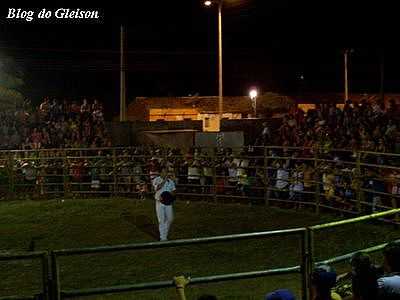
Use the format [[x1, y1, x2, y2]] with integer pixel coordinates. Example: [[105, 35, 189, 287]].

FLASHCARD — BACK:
[[307, 228, 315, 299], [8, 152, 15, 198], [356, 151, 362, 213], [301, 230, 310, 300], [113, 149, 117, 197], [392, 195, 399, 223], [41, 253, 50, 300], [63, 150, 68, 198], [50, 252, 61, 300], [314, 150, 320, 215], [264, 146, 270, 207], [213, 148, 218, 203]]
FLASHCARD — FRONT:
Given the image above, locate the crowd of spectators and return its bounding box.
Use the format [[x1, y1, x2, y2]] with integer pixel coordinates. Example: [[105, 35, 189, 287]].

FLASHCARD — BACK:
[[1, 98, 400, 211], [1, 143, 399, 214], [1, 98, 400, 299], [0, 97, 111, 150], [259, 99, 400, 154]]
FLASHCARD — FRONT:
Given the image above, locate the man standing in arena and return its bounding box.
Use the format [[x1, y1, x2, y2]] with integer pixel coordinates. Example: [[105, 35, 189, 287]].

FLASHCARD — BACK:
[[152, 168, 176, 241]]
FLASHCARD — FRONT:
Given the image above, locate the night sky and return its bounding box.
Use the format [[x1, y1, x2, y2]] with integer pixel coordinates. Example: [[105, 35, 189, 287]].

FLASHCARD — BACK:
[[0, 0, 398, 117]]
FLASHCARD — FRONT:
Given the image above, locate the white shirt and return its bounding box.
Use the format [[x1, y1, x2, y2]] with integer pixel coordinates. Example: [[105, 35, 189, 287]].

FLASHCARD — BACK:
[[290, 171, 304, 192], [378, 274, 400, 299], [152, 176, 176, 201], [188, 166, 201, 180], [276, 169, 289, 189]]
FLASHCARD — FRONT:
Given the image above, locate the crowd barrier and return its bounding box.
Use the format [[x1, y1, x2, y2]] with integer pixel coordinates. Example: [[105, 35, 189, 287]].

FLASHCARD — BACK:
[[1, 146, 400, 299], [0, 251, 49, 300], [0, 146, 399, 220], [2, 208, 399, 300]]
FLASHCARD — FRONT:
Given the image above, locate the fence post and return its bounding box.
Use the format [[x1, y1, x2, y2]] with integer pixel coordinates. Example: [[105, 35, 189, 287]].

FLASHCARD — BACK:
[[394, 199, 400, 223], [50, 252, 61, 300], [314, 150, 320, 215], [8, 152, 15, 198], [356, 151, 362, 213], [213, 148, 218, 204], [307, 228, 315, 300], [300, 229, 309, 300], [264, 146, 270, 207], [113, 149, 117, 197], [63, 150, 68, 198], [41, 253, 50, 300]]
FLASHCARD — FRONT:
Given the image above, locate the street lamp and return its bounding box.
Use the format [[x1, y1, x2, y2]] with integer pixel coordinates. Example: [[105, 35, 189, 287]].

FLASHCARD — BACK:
[[204, 0, 223, 129], [249, 88, 258, 118]]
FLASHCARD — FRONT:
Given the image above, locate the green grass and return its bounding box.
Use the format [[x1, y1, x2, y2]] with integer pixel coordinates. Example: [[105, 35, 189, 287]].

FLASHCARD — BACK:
[[0, 198, 398, 300]]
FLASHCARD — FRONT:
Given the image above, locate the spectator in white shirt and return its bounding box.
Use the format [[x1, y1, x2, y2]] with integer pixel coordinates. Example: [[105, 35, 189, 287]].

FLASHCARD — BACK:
[[377, 242, 400, 300]]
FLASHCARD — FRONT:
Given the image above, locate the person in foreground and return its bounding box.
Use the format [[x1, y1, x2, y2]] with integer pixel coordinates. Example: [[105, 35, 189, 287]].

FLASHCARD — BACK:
[[265, 289, 296, 300], [173, 276, 217, 300], [152, 168, 176, 241], [343, 252, 381, 300], [377, 242, 400, 299], [311, 265, 342, 300]]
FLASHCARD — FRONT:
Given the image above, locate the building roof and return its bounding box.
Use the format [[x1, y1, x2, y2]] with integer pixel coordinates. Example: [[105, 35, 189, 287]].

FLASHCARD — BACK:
[[128, 94, 294, 120], [127, 93, 400, 121]]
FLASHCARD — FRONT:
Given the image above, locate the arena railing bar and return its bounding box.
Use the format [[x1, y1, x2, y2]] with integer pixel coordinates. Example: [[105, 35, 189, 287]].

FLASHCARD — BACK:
[[316, 238, 400, 266], [0, 251, 50, 300], [0, 296, 36, 300], [60, 266, 302, 298], [3, 145, 400, 218], [3, 145, 400, 216], [53, 228, 306, 256], [2, 210, 399, 300], [50, 228, 308, 300], [306, 208, 400, 298]]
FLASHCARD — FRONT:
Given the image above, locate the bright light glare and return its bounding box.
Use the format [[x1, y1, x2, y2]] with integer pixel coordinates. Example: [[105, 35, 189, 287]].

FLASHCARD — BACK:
[[204, 1, 212, 6], [249, 89, 258, 99]]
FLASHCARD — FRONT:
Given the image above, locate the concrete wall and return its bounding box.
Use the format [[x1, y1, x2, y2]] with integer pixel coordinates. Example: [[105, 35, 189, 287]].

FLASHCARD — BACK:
[[106, 120, 203, 146], [106, 122, 138, 146], [220, 118, 283, 144]]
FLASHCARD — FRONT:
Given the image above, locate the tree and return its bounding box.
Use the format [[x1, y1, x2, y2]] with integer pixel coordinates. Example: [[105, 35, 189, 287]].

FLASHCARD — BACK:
[[0, 54, 24, 110], [258, 92, 295, 113]]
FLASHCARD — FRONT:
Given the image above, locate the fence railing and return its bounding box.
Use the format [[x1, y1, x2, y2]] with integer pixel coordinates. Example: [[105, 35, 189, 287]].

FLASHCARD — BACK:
[[52, 228, 308, 300], [307, 208, 400, 298], [2, 208, 400, 300], [0, 251, 49, 300], [0, 146, 399, 220], [2, 146, 400, 299]]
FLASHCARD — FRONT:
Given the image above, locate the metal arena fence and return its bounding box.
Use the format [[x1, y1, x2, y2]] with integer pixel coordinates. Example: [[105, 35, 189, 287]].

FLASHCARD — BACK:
[[0, 146, 399, 218], [1, 146, 400, 299], [1, 209, 399, 300]]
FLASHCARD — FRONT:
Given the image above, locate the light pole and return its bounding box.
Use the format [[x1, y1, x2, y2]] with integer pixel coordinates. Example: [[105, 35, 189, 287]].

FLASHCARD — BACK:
[[249, 88, 258, 118], [380, 49, 385, 107], [120, 25, 127, 122], [204, 0, 223, 129], [343, 48, 353, 101]]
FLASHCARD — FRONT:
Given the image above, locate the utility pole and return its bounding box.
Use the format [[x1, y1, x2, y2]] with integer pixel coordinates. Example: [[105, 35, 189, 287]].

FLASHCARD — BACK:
[[380, 50, 385, 108], [344, 49, 349, 101], [204, 0, 224, 130], [120, 25, 127, 122], [218, 0, 223, 129]]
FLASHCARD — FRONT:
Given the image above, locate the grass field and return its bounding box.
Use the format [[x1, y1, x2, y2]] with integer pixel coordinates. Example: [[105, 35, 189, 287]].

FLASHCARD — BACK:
[[0, 198, 399, 300]]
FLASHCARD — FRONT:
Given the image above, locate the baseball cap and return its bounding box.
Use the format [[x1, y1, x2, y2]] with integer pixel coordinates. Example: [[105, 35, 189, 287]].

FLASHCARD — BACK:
[[312, 265, 337, 289], [265, 289, 296, 300]]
